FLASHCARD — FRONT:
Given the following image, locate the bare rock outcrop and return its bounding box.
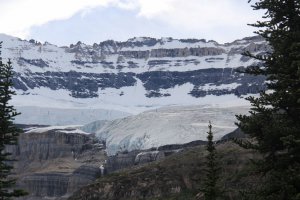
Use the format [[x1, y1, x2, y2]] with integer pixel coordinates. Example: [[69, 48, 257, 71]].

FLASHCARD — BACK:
[[6, 128, 107, 200]]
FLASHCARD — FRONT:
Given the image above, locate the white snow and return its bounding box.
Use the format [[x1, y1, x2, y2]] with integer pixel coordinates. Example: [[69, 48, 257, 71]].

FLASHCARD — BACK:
[[199, 83, 241, 91], [25, 125, 90, 135], [0, 33, 266, 74], [59, 129, 90, 134]]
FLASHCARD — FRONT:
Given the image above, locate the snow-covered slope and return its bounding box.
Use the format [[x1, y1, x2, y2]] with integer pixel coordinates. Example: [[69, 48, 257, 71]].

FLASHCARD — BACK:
[[95, 105, 250, 155], [0, 34, 268, 125], [0, 34, 268, 74]]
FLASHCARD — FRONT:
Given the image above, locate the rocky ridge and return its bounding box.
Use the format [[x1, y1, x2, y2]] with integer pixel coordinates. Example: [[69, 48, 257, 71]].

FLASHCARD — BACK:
[[5, 35, 269, 99], [0, 34, 271, 125]]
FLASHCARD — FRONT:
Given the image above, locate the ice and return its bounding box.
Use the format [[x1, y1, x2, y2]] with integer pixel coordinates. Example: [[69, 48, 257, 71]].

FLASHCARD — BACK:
[[96, 105, 250, 155], [14, 106, 130, 126]]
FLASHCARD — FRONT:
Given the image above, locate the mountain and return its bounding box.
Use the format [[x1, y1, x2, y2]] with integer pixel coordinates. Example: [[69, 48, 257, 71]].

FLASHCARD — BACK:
[[0, 34, 269, 200], [0, 34, 269, 125]]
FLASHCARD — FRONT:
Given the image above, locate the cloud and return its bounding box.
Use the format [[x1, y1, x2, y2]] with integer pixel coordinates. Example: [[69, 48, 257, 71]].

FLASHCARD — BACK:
[[0, 0, 115, 38], [131, 0, 263, 42], [134, 0, 262, 37], [0, 0, 263, 43]]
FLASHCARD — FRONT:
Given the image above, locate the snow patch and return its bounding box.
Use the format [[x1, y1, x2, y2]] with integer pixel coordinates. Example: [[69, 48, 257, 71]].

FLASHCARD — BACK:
[[25, 125, 90, 135]]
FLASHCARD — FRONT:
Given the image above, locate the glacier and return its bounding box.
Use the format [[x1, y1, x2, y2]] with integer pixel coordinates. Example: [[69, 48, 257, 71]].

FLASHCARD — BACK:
[[94, 105, 250, 155]]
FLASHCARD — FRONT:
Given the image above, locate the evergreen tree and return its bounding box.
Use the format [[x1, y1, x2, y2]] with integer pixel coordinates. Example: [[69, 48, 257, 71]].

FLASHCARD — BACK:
[[0, 42, 27, 199], [236, 0, 300, 199], [200, 122, 220, 200]]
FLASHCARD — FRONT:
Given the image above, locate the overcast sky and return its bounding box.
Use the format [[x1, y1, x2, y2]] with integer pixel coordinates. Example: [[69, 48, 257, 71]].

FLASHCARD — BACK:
[[0, 0, 264, 46]]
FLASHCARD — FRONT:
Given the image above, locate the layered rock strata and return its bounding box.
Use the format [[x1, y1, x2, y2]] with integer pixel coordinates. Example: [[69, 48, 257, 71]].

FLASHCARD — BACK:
[[5, 129, 106, 200]]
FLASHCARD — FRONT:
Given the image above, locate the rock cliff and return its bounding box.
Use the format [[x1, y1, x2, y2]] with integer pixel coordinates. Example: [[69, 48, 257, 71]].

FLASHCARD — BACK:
[[5, 127, 107, 200]]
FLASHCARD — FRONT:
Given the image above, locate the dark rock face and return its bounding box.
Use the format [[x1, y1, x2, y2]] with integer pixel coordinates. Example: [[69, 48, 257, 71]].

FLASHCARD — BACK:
[[121, 37, 159, 48], [149, 47, 225, 58], [105, 150, 140, 173], [21, 173, 70, 197], [13, 71, 136, 98], [119, 50, 150, 59], [134, 151, 165, 165], [17, 166, 101, 200], [13, 68, 266, 99], [179, 38, 206, 43], [6, 130, 107, 200], [18, 57, 49, 68], [9, 131, 91, 162], [137, 68, 266, 97]]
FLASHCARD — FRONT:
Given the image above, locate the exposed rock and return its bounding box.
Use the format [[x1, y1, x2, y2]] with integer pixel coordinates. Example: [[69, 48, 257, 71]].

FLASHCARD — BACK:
[[119, 50, 150, 59], [20, 173, 70, 198], [105, 150, 140, 173], [13, 71, 137, 98], [150, 47, 225, 58], [18, 57, 49, 68], [136, 68, 266, 98], [122, 37, 159, 48], [179, 38, 206, 43], [105, 140, 207, 174], [68, 142, 259, 200], [5, 129, 107, 200], [134, 151, 165, 165]]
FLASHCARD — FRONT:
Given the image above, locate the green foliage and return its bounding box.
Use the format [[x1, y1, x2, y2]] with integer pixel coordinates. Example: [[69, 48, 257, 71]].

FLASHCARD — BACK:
[[236, 0, 300, 199], [200, 122, 222, 200], [0, 42, 27, 199]]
